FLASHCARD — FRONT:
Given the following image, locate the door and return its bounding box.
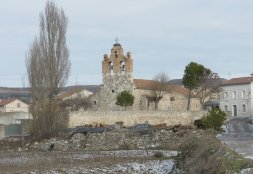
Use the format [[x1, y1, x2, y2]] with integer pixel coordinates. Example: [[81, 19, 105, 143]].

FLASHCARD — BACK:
[[233, 105, 237, 117]]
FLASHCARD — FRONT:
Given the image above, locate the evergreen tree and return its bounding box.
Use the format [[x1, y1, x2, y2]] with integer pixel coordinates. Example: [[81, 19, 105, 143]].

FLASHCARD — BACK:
[[116, 90, 134, 110]]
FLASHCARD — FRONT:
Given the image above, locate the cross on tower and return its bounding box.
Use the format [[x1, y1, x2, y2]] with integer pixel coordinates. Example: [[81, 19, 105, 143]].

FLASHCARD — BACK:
[[115, 37, 119, 43]]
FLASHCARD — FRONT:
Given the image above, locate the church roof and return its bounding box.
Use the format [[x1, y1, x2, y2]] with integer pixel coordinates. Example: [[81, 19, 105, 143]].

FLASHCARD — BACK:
[[113, 43, 121, 47], [133, 79, 190, 97]]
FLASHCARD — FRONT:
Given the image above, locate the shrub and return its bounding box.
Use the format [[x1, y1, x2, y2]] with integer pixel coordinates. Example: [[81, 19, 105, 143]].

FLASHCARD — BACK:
[[174, 132, 253, 174], [201, 108, 226, 131], [116, 90, 134, 110]]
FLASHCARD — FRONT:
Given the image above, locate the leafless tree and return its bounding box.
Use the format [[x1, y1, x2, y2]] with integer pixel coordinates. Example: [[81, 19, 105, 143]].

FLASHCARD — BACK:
[[195, 73, 222, 107], [26, 1, 70, 137], [150, 73, 169, 110], [59, 98, 92, 111]]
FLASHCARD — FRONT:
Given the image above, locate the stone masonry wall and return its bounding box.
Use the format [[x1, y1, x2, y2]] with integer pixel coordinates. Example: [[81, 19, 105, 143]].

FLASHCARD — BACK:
[[68, 110, 207, 128], [97, 73, 134, 111]]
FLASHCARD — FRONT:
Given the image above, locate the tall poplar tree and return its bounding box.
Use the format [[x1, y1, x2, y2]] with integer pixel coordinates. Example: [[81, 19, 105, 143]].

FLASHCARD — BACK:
[[26, 1, 71, 136]]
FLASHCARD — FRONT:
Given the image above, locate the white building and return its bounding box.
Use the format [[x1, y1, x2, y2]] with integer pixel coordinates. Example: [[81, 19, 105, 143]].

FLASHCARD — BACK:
[[220, 77, 253, 117], [0, 98, 29, 113], [56, 88, 93, 101]]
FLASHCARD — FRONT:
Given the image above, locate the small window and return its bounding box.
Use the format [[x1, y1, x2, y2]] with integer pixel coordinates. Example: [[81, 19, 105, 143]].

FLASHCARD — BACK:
[[224, 92, 228, 99], [224, 105, 228, 112], [242, 91, 246, 98], [232, 91, 236, 99], [114, 51, 118, 58], [242, 104, 246, 112], [170, 97, 175, 101], [112, 90, 115, 93], [17, 103, 20, 107], [94, 101, 97, 105]]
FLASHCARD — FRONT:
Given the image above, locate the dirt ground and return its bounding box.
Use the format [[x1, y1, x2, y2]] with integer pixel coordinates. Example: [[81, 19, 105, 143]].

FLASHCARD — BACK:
[[0, 127, 188, 174], [0, 150, 176, 174]]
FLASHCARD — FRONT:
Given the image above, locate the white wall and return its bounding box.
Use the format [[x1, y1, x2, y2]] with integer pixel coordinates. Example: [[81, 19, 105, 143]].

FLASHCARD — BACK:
[[0, 112, 32, 125], [4, 99, 29, 113], [220, 83, 252, 117]]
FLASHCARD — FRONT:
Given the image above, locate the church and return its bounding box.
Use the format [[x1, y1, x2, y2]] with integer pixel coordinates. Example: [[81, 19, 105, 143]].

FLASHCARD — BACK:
[[92, 41, 202, 111]]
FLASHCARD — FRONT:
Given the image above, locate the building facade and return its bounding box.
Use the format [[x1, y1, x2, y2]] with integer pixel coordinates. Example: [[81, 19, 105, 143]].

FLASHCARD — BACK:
[[93, 42, 202, 111], [220, 77, 253, 117], [0, 99, 29, 113]]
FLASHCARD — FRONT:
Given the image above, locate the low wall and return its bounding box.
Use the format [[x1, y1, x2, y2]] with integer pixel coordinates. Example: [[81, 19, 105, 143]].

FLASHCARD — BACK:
[[69, 110, 207, 128]]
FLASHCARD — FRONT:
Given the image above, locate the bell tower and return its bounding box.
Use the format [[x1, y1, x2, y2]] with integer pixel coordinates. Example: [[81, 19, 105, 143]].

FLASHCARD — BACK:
[[102, 39, 133, 78], [99, 39, 134, 110]]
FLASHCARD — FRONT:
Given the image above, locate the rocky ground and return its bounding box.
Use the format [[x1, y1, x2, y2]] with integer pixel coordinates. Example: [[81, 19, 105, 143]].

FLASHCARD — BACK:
[[0, 126, 192, 173], [1, 125, 253, 174], [26, 127, 193, 151]]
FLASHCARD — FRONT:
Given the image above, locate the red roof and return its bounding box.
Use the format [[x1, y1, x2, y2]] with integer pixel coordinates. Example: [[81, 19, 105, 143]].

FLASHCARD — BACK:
[[223, 77, 253, 86], [0, 99, 16, 106], [133, 79, 190, 96]]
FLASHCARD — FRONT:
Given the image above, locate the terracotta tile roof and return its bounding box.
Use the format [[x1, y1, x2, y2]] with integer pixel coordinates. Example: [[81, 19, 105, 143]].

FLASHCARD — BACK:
[[133, 79, 190, 97], [222, 77, 253, 86], [0, 98, 16, 106]]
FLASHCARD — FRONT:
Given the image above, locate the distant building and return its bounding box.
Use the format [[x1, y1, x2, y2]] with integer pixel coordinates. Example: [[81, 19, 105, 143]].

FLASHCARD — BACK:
[[56, 88, 93, 101], [0, 98, 29, 113], [92, 41, 202, 111], [220, 76, 253, 117]]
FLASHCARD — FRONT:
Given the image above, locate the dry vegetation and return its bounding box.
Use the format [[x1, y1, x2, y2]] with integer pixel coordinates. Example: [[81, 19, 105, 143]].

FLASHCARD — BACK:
[[173, 130, 253, 174]]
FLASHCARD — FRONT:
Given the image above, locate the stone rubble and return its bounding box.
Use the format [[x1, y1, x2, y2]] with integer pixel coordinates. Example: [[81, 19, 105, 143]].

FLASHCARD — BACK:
[[28, 128, 193, 151]]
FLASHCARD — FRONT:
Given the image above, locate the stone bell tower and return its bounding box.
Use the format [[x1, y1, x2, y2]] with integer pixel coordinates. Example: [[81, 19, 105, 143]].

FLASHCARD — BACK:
[[99, 39, 134, 110]]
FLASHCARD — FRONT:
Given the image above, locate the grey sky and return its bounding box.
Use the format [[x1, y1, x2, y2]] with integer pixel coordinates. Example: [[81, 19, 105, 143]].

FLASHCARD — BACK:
[[1, 0, 253, 87]]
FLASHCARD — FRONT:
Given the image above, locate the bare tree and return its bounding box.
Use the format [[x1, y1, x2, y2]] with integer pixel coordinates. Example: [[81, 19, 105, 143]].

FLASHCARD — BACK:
[[195, 73, 222, 107], [26, 1, 70, 137], [59, 98, 92, 111], [150, 73, 169, 110]]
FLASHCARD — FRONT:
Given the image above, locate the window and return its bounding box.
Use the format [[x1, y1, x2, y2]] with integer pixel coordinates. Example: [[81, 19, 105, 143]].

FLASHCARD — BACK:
[[109, 61, 113, 75], [232, 91, 236, 99], [17, 103, 20, 107], [242, 91, 246, 98], [94, 101, 97, 105], [242, 104, 246, 112], [120, 61, 125, 74], [112, 90, 115, 93], [224, 92, 228, 99], [224, 105, 228, 112]]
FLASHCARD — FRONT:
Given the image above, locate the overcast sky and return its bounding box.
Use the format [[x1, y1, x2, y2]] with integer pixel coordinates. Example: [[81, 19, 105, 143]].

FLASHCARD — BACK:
[[1, 0, 253, 87]]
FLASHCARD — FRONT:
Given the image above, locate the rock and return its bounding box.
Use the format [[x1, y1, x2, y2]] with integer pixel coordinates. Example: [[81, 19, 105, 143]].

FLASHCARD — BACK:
[[27, 128, 194, 151]]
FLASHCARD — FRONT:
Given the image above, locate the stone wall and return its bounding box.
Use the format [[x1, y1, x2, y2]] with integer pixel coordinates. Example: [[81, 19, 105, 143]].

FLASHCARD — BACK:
[[68, 110, 207, 128]]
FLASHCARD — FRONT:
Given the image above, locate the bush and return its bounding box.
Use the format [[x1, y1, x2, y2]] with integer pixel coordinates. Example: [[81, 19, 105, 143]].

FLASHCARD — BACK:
[[174, 131, 253, 174], [201, 108, 226, 131], [116, 90, 134, 110]]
